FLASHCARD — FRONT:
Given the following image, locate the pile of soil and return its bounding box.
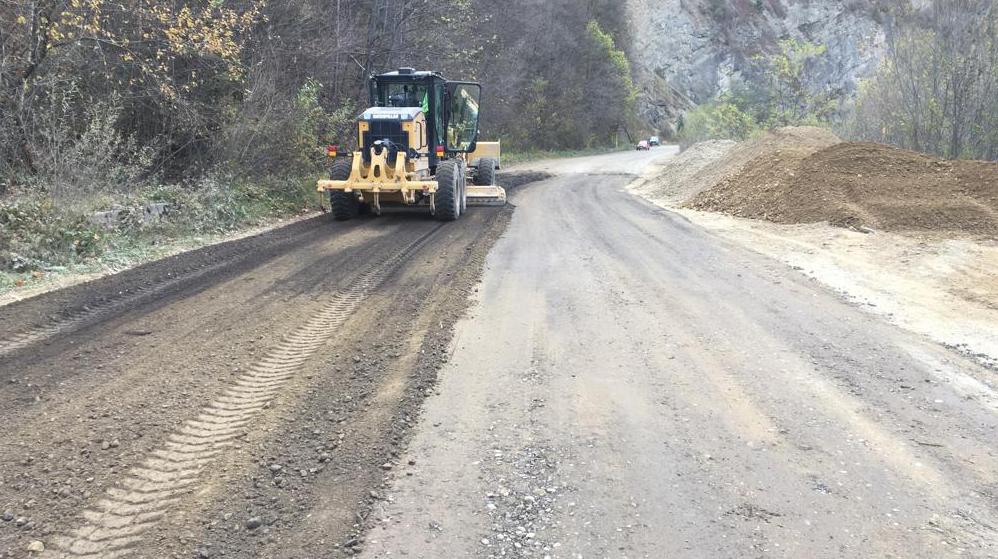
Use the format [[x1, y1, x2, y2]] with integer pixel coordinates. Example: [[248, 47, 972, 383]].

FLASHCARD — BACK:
[[634, 127, 842, 208], [630, 140, 737, 205], [689, 141, 998, 236]]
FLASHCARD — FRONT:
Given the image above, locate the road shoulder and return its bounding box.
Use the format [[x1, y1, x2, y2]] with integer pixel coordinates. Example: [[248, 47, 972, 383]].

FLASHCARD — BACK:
[[663, 205, 998, 371]]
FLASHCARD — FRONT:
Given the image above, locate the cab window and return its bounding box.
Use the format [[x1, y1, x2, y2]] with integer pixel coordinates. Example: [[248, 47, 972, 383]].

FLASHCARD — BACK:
[[446, 84, 481, 152], [377, 83, 428, 112]]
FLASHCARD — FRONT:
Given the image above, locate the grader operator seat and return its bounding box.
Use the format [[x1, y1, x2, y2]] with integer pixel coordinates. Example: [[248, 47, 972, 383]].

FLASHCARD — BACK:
[[317, 68, 505, 222]]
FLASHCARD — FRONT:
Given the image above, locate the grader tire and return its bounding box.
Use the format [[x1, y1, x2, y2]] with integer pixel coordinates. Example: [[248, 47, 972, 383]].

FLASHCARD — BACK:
[[329, 158, 358, 221], [460, 165, 468, 214], [475, 157, 498, 186], [435, 160, 462, 222]]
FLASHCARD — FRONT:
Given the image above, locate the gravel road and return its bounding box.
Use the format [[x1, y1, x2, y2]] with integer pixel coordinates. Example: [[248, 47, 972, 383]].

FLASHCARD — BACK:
[[1, 150, 996, 558], [360, 151, 998, 558]]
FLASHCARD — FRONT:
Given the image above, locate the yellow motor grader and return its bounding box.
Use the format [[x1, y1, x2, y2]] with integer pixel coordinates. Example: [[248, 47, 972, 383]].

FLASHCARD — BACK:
[[317, 68, 506, 221]]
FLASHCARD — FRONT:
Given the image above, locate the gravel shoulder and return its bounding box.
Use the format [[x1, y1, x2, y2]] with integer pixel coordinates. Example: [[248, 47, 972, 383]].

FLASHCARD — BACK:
[[671, 209, 998, 370], [628, 135, 998, 370]]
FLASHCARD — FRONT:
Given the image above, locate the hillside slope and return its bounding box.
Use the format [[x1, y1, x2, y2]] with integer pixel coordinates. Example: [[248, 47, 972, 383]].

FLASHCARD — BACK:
[[627, 0, 885, 135]]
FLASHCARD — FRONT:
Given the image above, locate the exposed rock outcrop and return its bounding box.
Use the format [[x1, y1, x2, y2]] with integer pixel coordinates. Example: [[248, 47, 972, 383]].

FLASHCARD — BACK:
[[627, 0, 886, 136]]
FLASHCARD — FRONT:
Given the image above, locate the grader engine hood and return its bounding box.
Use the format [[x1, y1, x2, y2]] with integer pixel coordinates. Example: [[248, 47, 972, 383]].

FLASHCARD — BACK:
[[358, 107, 424, 162]]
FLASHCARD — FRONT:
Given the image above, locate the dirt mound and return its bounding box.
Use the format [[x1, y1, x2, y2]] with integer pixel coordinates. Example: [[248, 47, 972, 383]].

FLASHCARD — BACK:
[[632, 127, 842, 207], [690, 141, 998, 236], [630, 140, 737, 205], [735, 126, 844, 156], [708, 127, 842, 173]]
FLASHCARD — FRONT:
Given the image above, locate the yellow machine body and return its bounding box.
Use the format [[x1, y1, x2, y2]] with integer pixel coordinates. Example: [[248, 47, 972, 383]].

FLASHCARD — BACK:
[[469, 141, 502, 168], [316, 68, 506, 219], [316, 111, 437, 205]]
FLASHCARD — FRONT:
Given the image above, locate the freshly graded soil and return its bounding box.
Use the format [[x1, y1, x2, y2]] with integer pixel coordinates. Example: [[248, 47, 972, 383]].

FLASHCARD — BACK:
[[0, 172, 544, 559], [689, 140, 998, 236]]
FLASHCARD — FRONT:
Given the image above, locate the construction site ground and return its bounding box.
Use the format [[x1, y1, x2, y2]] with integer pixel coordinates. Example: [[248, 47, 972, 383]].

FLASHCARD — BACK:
[[1, 147, 997, 559]]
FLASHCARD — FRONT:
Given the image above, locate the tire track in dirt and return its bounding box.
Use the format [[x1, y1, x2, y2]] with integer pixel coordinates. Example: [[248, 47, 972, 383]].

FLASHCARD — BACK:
[[0, 218, 334, 360], [39, 224, 444, 559], [0, 257, 250, 359]]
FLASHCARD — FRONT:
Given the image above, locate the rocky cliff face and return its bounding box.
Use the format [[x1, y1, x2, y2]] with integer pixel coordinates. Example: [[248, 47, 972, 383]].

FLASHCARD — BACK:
[[627, 0, 886, 136]]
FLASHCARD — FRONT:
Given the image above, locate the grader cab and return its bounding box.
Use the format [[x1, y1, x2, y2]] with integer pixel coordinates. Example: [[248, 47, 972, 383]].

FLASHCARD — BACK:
[[318, 68, 506, 221]]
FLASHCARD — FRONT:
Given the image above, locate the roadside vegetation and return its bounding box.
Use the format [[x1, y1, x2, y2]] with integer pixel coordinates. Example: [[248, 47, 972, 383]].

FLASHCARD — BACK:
[[677, 38, 836, 148], [848, 1, 998, 160], [0, 1, 637, 292]]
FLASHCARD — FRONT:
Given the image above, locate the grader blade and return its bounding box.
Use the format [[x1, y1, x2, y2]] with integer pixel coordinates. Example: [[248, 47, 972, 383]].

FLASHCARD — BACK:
[[466, 185, 507, 207]]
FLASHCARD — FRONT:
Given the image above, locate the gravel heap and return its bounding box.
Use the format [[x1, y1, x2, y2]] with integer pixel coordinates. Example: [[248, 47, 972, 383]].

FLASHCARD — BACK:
[[630, 140, 737, 206]]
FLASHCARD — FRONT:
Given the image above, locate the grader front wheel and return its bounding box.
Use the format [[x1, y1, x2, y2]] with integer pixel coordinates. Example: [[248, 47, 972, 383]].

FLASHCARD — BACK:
[[460, 166, 468, 213], [475, 157, 498, 186]]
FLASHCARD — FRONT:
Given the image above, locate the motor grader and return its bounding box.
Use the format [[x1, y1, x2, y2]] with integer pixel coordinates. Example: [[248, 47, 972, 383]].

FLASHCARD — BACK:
[[318, 68, 506, 221]]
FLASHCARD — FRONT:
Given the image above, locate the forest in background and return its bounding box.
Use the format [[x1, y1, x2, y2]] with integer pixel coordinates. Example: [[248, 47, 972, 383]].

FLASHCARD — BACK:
[[2, 0, 997, 286], [1, 0, 636, 189], [0, 0, 635, 280]]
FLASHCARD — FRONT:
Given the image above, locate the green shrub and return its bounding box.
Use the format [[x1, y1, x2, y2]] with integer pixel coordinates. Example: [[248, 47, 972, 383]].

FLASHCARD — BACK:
[[216, 78, 356, 177], [679, 39, 835, 146], [146, 174, 316, 237], [0, 196, 107, 272], [679, 97, 759, 147], [0, 171, 318, 278], [25, 88, 155, 197]]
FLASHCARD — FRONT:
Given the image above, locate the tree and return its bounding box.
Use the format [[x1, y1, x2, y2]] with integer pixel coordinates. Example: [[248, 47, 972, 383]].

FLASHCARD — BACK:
[[0, 0, 641, 187], [581, 20, 637, 145], [676, 38, 837, 146], [1, 0, 264, 183], [848, 0, 998, 160], [753, 39, 836, 127]]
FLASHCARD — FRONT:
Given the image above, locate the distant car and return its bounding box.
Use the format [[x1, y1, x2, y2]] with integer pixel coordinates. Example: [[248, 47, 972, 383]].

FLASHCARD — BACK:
[[649, 136, 661, 146], [636, 140, 651, 151]]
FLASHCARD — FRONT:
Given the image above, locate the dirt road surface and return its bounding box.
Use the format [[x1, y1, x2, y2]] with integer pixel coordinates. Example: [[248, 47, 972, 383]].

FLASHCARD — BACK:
[[362, 151, 998, 558], [1, 150, 996, 558]]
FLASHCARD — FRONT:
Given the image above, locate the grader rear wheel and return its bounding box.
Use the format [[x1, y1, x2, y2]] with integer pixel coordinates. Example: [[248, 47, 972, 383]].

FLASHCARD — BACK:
[[329, 158, 359, 221], [435, 160, 463, 221]]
